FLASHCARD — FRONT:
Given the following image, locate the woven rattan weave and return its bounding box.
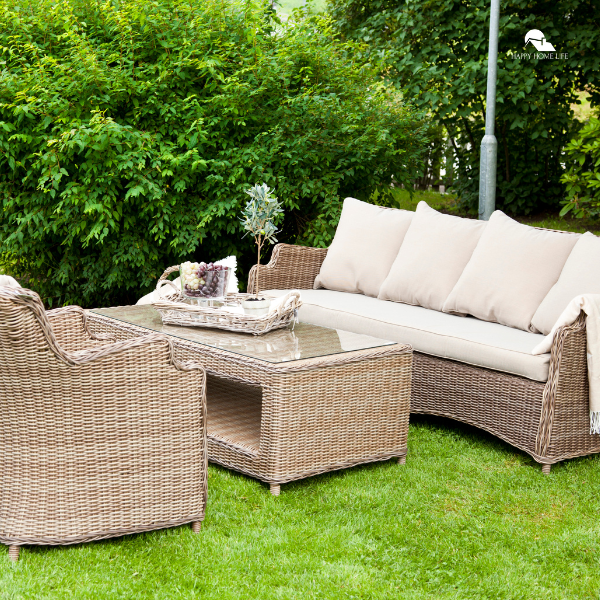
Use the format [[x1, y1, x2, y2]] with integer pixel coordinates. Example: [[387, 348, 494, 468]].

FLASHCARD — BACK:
[[87, 308, 412, 496], [247, 243, 600, 473], [0, 287, 208, 562]]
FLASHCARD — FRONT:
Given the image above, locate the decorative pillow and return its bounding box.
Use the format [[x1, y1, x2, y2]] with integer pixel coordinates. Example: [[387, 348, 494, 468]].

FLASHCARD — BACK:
[[378, 202, 486, 311], [442, 211, 579, 332], [314, 198, 414, 298], [531, 232, 600, 335]]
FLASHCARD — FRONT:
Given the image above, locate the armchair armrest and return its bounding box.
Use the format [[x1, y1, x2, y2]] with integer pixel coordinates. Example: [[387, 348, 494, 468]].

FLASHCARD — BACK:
[[248, 244, 328, 294], [536, 311, 592, 459], [62, 331, 204, 372], [47, 305, 115, 352]]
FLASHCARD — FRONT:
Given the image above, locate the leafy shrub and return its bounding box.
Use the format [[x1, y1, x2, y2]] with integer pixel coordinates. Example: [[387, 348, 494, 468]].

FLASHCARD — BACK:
[[0, 0, 426, 307], [328, 0, 600, 215], [560, 118, 600, 219]]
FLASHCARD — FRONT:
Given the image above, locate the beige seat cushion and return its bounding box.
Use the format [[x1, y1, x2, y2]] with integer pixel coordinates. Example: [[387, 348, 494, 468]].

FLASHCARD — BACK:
[[378, 201, 486, 311], [531, 232, 600, 335], [442, 211, 579, 332], [265, 289, 550, 381], [313, 198, 413, 298]]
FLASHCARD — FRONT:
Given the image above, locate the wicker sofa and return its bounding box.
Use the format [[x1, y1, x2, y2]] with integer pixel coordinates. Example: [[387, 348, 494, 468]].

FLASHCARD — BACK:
[[249, 241, 598, 474]]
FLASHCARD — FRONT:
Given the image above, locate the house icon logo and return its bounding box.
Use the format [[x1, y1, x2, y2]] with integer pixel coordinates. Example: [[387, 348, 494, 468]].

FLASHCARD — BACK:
[[525, 30, 556, 52]]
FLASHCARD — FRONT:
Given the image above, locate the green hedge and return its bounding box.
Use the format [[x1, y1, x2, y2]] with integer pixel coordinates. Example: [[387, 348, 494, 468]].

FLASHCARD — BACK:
[[561, 118, 600, 219], [0, 0, 427, 307]]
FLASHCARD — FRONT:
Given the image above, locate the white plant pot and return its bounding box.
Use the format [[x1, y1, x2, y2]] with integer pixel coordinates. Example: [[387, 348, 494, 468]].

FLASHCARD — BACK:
[[241, 298, 272, 315]]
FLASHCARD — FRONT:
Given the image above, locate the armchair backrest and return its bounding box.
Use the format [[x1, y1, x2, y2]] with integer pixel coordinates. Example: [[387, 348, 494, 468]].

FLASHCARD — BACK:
[[0, 286, 59, 358]]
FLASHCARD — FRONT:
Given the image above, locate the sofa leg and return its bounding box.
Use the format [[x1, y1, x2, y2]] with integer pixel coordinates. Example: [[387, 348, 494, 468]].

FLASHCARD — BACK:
[[270, 484, 281, 496], [542, 464, 552, 475], [8, 545, 20, 562], [397, 455, 406, 465], [191, 521, 202, 533]]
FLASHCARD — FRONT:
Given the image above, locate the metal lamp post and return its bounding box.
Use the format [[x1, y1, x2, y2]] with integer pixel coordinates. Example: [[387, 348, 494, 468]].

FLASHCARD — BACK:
[[478, 0, 501, 220]]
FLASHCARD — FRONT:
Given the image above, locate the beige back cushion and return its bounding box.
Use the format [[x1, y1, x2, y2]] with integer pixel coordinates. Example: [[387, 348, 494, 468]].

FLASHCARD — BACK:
[[442, 211, 579, 331], [314, 198, 414, 297], [531, 232, 600, 334], [378, 202, 486, 311]]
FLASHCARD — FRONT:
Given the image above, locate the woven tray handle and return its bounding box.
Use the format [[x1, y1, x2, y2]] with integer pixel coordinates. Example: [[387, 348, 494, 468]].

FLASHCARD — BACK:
[[274, 290, 302, 317], [156, 265, 182, 300]]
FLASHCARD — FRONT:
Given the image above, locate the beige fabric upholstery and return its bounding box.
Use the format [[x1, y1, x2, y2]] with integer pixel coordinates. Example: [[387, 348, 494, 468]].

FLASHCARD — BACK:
[[378, 202, 485, 311], [266, 289, 550, 381], [442, 211, 579, 332], [531, 232, 600, 335], [314, 198, 414, 298]]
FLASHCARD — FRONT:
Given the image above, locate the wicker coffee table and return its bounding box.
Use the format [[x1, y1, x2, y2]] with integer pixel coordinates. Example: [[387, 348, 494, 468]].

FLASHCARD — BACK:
[[88, 306, 412, 495]]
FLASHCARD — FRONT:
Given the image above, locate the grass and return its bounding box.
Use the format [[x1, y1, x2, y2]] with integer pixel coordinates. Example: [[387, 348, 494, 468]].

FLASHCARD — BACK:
[[2, 417, 600, 599], [390, 188, 600, 235]]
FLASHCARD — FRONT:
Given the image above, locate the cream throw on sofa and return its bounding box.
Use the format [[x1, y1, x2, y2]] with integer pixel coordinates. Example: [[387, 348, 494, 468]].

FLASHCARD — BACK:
[[532, 294, 600, 434]]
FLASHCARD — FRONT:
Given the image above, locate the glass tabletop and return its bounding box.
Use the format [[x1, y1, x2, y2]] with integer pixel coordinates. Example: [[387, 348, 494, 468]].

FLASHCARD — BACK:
[[91, 305, 395, 364]]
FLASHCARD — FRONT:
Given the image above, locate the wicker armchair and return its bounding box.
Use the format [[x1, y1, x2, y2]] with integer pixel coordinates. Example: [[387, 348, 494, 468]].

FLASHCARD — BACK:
[[0, 287, 207, 561], [249, 244, 600, 472]]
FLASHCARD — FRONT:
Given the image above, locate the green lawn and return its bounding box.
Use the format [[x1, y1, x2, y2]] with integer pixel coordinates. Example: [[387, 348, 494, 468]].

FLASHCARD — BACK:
[[2, 417, 600, 599]]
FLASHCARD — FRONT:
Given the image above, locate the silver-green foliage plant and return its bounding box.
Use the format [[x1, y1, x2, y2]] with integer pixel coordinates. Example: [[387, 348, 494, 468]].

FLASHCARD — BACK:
[[240, 183, 283, 295]]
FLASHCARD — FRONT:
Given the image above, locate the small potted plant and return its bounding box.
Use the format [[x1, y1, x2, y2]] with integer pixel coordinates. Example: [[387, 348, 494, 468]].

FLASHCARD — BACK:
[[240, 183, 283, 311]]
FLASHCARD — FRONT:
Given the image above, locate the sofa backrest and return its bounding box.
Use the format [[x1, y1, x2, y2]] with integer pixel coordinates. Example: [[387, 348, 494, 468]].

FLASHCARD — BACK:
[[314, 199, 594, 334]]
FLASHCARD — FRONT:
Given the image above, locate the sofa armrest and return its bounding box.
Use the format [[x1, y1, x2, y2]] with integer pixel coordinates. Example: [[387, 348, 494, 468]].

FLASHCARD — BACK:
[[248, 244, 328, 294], [536, 311, 589, 458], [47, 305, 116, 352]]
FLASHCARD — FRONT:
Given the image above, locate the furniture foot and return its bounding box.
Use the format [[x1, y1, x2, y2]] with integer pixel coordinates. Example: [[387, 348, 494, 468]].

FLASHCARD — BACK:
[[397, 455, 406, 465], [270, 484, 280, 496], [8, 545, 20, 562], [191, 521, 202, 533], [542, 464, 552, 475]]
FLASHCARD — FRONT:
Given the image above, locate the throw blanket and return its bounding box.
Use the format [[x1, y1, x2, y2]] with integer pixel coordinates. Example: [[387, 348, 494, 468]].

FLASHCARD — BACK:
[[0, 275, 20, 288], [532, 294, 600, 434]]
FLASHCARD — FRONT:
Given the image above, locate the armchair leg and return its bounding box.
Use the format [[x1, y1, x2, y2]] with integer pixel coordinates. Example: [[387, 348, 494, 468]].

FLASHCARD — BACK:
[[397, 455, 406, 465], [542, 464, 552, 475], [191, 521, 202, 533], [8, 545, 20, 562], [270, 484, 281, 496]]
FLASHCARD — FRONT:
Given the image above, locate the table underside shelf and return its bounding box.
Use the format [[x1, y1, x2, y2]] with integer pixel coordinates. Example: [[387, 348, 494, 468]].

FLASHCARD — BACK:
[[206, 375, 262, 459]]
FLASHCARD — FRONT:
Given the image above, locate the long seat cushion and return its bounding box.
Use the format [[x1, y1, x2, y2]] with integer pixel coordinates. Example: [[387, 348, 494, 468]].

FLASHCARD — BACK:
[[265, 289, 551, 382]]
